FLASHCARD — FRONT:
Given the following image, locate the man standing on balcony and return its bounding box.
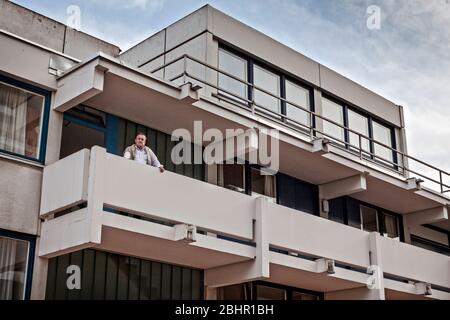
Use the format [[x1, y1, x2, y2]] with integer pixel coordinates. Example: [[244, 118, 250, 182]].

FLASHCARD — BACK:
[[123, 133, 165, 173]]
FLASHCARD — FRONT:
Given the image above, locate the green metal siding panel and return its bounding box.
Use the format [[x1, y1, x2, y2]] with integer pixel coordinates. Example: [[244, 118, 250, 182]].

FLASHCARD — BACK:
[[117, 118, 205, 181], [45, 249, 203, 300]]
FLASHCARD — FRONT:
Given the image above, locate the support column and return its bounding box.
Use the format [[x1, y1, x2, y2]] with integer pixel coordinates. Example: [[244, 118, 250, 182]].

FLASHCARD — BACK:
[[368, 232, 385, 300], [204, 197, 269, 288]]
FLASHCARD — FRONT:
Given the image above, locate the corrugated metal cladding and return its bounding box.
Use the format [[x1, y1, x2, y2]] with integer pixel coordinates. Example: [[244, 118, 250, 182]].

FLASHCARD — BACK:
[[45, 249, 204, 300], [116, 118, 205, 182]]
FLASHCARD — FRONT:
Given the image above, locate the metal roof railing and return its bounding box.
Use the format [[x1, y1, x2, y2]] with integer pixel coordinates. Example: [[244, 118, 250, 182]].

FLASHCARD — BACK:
[[151, 54, 450, 196]]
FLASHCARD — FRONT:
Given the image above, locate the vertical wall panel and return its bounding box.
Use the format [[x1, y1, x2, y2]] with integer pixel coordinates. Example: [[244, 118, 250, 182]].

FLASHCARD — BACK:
[[117, 118, 205, 181], [45, 257, 57, 300], [105, 253, 118, 300], [277, 173, 319, 216], [150, 262, 162, 299], [116, 255, 129, 300], [181, 268, 192, 299], [139, 260, 151, 300], [171, 266, 182, 300], [93, 251, 107, 300], [191, 269, 201, 300], [128, 257, 140, 299], [80, 250, 95, 299], [67, 251, 83, 300], [46, 249, 203, 300], [54, 255, 70, 299], [161, 264, 172, 299]]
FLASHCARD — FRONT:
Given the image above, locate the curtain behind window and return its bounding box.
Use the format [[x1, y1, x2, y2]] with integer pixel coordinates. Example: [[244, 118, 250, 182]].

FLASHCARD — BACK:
[[383, 214, 399, 240], [0, 238, 16, 299], [0, 237, 28, 300], [0, 84, 28, 155]]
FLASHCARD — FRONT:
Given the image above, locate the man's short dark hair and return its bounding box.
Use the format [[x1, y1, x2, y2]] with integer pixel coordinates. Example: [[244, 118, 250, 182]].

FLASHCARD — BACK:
[[136, 132, 147, 139]]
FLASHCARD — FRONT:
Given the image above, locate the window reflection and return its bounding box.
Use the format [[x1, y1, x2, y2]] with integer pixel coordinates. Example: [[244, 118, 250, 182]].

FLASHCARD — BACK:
[[0, 81, 44, 159], [285, 80, 310, 130], [218, 48, 248, 103], [253, 65, 280, 116], [0, 236, 29, 300], [372, 121, 393, 163], [347, 109, 370, 152], [322, 98, 344, 142]]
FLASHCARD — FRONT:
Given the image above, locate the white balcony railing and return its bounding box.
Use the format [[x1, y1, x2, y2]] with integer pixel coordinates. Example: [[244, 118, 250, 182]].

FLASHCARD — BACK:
[[39, 147, 450, 297]]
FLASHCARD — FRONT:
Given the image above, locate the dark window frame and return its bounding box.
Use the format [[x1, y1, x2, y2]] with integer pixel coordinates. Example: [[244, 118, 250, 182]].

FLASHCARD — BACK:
[[0, 74, 51, 164], [330, 196, 405, 242], [216, 45, 398, 169], [252, 280, 323, 300], [322, 94, 398, 167], [0, 228, 36, 300], [410, 234, 450, 256], [217, 44, 315, 130]]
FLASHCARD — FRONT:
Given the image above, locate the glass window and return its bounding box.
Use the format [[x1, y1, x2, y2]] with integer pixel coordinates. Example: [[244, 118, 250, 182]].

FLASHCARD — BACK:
[[347, 109, 370, 152], [285, 80, 310, 129], [372, 121, 393, 163], [219, 163, 245, 193], [256, 285, 286, 300], [381, 213, 400, 240], [360, 206, 378, 232], [253, 65, 280, 116], [322, 98, 344, 142], [291, 291, 320, 300], [60, 121, 105, 159], [0, 236, 29, 300], [217, 283, 250, 300], [0, 81, 45, 159], [251, 167, 276, 202], [218, 48, 248, 102]]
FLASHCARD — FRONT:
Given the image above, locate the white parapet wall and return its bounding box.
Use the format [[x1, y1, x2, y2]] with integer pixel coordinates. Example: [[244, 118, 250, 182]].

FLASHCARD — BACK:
[[38, 147, 450, 298]]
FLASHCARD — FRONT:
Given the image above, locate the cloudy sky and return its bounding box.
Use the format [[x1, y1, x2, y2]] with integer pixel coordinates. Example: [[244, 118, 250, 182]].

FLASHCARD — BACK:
[[12, 0, 450, 185]]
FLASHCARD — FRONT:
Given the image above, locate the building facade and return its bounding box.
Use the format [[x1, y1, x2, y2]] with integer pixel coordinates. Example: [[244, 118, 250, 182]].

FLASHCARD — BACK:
[[0, 1, 449, 300]]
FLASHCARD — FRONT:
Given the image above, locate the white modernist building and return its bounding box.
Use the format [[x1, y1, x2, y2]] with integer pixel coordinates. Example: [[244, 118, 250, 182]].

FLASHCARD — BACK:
[[0, 1, 449, 300]]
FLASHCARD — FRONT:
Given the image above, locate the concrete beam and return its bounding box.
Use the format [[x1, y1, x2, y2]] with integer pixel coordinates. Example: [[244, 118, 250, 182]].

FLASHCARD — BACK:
[[311, 138, 329, 155], [405, 177, 423, 191], [404, 206, 448, 227], [204, 197, 269, 287], [414, 282, 432, 296], [368, 232, 386, 300], [53, 58, 106, 112], [173, 224, 197, 242], [319, 173, 367, 200]]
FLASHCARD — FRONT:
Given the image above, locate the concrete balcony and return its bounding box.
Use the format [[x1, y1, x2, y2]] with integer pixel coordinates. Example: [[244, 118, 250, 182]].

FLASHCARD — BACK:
[[38, 147, 450, 299], [52, 52, 449, 231]]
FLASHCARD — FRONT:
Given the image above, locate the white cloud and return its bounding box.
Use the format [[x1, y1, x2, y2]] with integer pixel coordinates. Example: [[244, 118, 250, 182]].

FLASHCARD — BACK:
[[251, 0, 450, 174]]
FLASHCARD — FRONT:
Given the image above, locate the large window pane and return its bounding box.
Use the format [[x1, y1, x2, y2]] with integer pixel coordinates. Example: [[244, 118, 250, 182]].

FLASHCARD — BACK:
[[253, 65, 280, 116], [220, 163, 245, 193], [218, 48, 248, 102], [256, 285, 286, 300], [360, 206, 378, 232], [372, 121, 393, 163], [322, 98, 344, 142], [347, 109, 370, 152], [285, 80, 310, 129], [251, 167, 276, 202], [291, 291, 320, 300], [0, 237, 29, 300], [381, 213, 400, 240], [0, 81, 44, 159]]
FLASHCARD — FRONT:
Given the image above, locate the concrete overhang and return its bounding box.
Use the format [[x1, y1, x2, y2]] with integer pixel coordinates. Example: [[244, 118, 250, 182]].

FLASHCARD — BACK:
[[274, 133, 449, 218], [54, 52, 255, 140], [53, 53, 449, 224]]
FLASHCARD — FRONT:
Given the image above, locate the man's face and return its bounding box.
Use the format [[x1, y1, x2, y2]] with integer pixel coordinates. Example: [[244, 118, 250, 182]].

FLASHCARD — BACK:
[[135, 134, 146, 149]]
